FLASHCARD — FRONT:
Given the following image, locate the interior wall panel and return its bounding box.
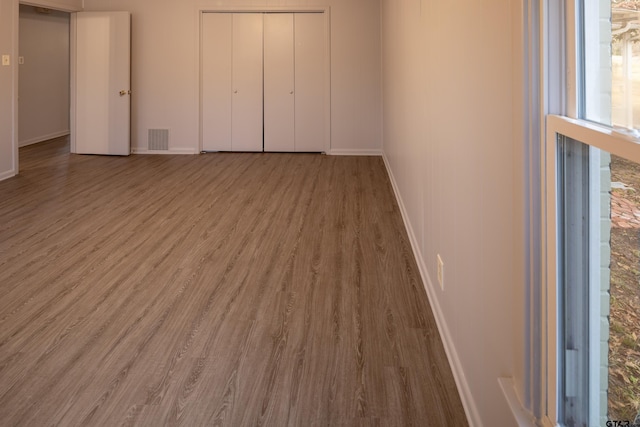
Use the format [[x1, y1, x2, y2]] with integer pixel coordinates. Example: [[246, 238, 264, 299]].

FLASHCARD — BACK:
[[380, 0, 525, 425]]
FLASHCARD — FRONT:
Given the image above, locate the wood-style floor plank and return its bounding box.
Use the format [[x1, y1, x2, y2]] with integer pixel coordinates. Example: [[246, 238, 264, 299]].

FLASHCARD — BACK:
[[0, 137, 468, 426]]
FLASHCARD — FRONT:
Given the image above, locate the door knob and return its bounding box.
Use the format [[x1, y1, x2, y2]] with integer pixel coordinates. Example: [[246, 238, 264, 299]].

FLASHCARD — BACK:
[[119, 90, 131, 96], [234, 90, 238, 94], [290, 91, 294, 94]]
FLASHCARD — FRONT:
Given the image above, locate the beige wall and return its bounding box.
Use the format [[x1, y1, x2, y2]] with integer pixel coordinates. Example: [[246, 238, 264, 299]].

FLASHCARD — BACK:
[[19, 4, 70, 146], [381, 1, 526, 425], [82, 0, 383, 154]]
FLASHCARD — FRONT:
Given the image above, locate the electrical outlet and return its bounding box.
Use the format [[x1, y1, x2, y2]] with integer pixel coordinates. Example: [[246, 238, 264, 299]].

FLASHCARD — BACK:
[[437, 254, 444, 290], [2, 55, 10, 66]]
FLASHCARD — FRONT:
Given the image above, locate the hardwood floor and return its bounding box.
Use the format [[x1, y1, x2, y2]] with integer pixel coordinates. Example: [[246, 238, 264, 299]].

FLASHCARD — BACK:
[[0, 137, 468, 426]]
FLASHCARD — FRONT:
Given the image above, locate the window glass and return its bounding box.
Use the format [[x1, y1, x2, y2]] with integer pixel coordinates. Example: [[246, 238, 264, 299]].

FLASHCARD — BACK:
[[585, 0, 640, 130], [556, 129, 640, 425], [611, 1, 640, 129], [583, 0, 611, 125], [608, 153, 640, 423], [557, 135, 592, 426]]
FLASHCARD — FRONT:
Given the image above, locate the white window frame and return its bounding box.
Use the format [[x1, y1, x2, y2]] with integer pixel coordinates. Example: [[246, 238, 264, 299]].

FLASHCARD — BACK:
[[541, 1, 640, 425], [543, 115, 640, 425]]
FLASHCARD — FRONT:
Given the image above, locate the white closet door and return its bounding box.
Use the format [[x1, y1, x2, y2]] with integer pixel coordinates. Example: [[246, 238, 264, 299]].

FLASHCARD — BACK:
[[294, 13, 326, 152], [202, 13, 232, 152], [263, 14, 294, 152], [232, 13, 263, 152]]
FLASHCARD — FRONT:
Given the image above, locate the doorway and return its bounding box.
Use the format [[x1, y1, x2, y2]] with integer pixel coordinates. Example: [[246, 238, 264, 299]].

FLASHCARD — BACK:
[[18, 5, 70, 150]]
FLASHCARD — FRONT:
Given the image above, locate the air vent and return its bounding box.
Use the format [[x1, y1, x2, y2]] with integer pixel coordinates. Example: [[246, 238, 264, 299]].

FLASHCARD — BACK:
[[148, 129, 169, 151]]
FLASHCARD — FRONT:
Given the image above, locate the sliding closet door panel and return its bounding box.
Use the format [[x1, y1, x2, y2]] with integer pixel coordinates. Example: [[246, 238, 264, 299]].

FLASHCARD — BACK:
[[264, 14, 294, 152], [294, 13, 326, 152], [202, 13, 232, 152], [232, 13, 263, 152]]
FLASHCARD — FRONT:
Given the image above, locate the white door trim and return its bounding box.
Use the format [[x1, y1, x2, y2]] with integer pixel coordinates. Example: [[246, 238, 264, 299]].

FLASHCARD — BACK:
[[9, 0, 82, 179]]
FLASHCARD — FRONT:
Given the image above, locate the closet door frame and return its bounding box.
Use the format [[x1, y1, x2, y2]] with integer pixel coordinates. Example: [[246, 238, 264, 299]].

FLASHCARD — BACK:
[[198, 6, 331, 154]]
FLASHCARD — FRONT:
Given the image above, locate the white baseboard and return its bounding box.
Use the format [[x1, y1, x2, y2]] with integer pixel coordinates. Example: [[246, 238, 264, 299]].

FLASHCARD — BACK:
[[0, 168, 16, 182], [19, 131, 70, 148], [498, 378, 538, 427], [329, 148, 383, 156], [381, 153, 482, 427], [131, 147, 198, 155]]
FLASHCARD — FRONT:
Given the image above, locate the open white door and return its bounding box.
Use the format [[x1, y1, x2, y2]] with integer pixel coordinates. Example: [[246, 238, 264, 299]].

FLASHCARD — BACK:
[[71, 11, 131, 155]]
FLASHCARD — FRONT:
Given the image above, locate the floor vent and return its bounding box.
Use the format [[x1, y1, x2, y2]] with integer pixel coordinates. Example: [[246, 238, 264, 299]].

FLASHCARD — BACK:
[[148, 129, 169, 151]]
